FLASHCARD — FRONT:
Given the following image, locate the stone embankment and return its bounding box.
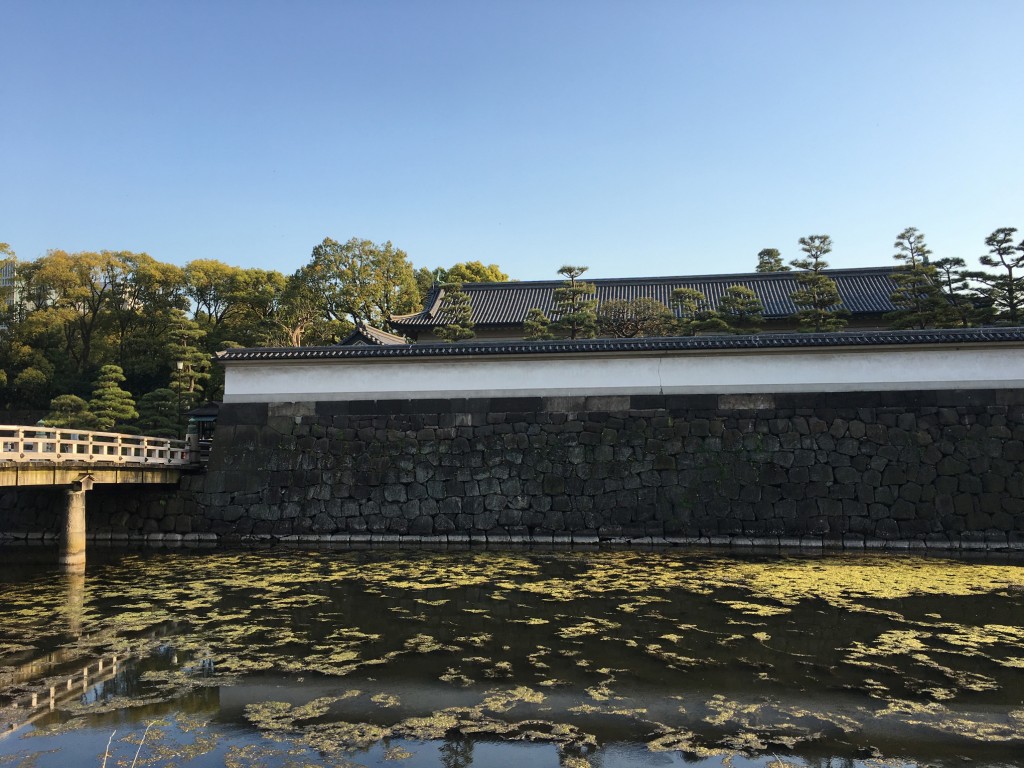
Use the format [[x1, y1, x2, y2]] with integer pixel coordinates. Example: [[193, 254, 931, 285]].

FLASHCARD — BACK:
[[3, 389, 1023, 549], [191, 390, 1024, 548]]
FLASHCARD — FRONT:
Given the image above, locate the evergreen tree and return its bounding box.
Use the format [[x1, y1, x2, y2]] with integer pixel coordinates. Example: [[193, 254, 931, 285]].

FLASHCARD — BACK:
[[135, 388, 180, 438], [597, 297, 676, 338], [886, 227, 946, 329], [966, 227, 1024, 325], [933, 257, 975, 328], [718, 285, 765, 332], [44, 394, 99, 430], [434, 283, 475, 342], [168, 316, 212, 409], [789, 235, 847, 332], [671, 288, 729, 335], [89, 364, 138, 430], [756, 248, 789, 272], [551, 266, 598, 339], [523, 308, 554, 340]]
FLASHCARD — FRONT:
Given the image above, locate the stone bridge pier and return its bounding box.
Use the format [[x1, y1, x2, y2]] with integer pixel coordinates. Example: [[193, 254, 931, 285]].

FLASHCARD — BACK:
[[58, 474, 93, 572]]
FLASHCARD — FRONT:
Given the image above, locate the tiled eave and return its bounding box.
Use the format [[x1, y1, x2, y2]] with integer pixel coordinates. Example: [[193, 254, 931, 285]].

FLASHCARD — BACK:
[[217, 327, 1024, 363]]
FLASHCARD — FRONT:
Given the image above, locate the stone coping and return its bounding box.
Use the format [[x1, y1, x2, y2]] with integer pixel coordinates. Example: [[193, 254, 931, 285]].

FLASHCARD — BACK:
[[218, 327, 1024, 362], [3, 531, 1023, 552]]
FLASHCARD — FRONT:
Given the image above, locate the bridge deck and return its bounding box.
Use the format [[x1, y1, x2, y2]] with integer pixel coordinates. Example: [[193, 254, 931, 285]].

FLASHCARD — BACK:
[[0, 425, 192, 486]]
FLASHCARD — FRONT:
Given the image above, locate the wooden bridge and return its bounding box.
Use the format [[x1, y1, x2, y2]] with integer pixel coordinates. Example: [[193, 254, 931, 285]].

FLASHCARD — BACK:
[[0, 426, 195, 569]]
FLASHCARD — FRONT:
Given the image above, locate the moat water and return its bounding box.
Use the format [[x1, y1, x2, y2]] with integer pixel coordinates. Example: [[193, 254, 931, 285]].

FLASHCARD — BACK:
[[0, 546, 1023, 767]]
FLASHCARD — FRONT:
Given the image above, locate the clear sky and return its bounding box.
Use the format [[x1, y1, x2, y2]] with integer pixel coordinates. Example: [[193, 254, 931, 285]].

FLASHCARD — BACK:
[[3, 0, 1022, 280]]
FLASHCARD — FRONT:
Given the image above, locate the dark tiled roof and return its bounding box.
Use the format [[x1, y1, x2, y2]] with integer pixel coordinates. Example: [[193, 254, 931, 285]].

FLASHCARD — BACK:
[[390, 267, 903, 329], [337, 322, 408, 346], [219, 327, 1024, 362]]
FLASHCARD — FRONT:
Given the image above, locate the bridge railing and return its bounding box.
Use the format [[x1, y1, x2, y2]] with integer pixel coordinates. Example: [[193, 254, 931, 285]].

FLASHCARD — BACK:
[[0, 426, 191, 466]]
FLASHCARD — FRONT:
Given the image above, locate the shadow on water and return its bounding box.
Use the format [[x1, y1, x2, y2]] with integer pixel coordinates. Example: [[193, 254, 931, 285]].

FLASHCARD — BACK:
[[0, 545, 1023, 767]]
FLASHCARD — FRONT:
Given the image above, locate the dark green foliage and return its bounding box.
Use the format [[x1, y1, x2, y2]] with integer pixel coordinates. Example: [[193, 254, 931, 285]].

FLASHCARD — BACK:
[[966, 227, 1024, 325], [717, 285, 764, 332], [551, 266, 598, 339], [44, 394, 98, 430], [89, 364, 138, 430], [671, 288, 729, 335], [789, 235, 848, 332], [523, 308, 554, 341], [135, 388, 180, 438], [168, 317, 212, 411], [756, 248, 789, 272], [597, 297, 676, 338], [434, 283, 476, 343], [933, 257, 976, 328], [886, 227, 946, 330]]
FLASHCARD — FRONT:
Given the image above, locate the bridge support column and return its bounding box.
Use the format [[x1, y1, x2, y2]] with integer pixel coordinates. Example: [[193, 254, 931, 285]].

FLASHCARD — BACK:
[[59, 475, 93, 572]]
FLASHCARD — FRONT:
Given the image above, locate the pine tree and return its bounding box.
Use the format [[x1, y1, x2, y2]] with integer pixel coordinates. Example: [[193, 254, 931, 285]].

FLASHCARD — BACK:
[[886, 227, 946, 329], [966, 227, 1024, 325], [135, 388, 180, 438], [718, 285, 765, 332], [756, 248, 789, 272], [550, 266, 598, 339], [523, 308, 554, 340], [933, 257, 975, 328], [44, 394, 99, 430], [789, 235, 847, 332], [671, 288, 729, 335], [89, 364, 138, 430], [434, 283, 475, 342], [597, 297, 676, 338], [168, 316, 212, 410]]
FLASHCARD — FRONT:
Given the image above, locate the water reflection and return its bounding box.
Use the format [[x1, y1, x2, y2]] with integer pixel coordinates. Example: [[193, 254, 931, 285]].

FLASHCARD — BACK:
[[0, 547, 1022, 767]]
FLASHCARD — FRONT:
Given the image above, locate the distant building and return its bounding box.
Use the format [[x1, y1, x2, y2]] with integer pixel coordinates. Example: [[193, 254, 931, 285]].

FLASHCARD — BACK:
[[390, 266, 902, 342], [0, 257, 15, 306]]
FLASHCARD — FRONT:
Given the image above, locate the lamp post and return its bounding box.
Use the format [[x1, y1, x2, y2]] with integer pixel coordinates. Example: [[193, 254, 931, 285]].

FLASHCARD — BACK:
[[175, 360, 184, 439]]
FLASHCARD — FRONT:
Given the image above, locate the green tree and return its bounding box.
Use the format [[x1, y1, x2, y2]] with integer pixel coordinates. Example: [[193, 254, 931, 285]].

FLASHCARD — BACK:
[[414, 262, 510, 310], [168, 316, 212, 409], [44, 394, 99, 430], [597, 297, 676, 337], [671, 287, 729, 335], [13, 366, 52, 409], [966, 227, 1024, 325], [523, 308, 554, 340], [885, 227, 946, 329], [135, 388, 180, 438], [306, 237, 419, 328], [434, 283, 476, 342], [444, 261, 510, 283], [106, 252, 189, 394], [789, 235, 847, 332], [27, 250, 122, 375], [933, 257, 975, 328], [89, 364, 138, 430], [551, 266, 598, 339], [756, 248, 789, 272], [182, 259, 245, 328], [718, 285, 765, 332]]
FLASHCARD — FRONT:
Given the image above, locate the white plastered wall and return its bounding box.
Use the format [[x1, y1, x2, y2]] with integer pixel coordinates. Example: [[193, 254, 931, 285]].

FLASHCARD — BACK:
[[222, 345, 1024, 403]]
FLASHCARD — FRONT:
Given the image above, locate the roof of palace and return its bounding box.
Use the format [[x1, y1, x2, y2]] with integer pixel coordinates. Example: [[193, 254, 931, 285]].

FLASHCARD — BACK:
[[218, 326, 1024, 362], [337, 322, 408, 347], [389, 266, 904, 330]]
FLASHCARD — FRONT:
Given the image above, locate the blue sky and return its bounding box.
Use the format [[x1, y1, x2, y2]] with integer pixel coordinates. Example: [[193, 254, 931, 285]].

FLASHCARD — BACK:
[[3, 1, 1022, 280]]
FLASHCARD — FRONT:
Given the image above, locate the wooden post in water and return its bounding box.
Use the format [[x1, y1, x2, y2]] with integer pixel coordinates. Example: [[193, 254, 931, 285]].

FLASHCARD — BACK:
[[58, 475, 93, 571]]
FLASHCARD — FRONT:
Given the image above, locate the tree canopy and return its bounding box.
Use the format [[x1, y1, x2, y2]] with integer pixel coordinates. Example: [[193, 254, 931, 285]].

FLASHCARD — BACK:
[[789, 235, 847, 332]]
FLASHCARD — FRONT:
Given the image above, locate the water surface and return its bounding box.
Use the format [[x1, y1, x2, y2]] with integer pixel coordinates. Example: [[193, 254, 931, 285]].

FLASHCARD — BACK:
[[1, 546, 1023, 767]]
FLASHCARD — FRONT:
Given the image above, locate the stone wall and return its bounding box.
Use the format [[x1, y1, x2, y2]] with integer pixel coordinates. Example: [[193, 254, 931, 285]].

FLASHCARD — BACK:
[[4, 389, 1023, 548], [192, 390, 1024, 546]]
